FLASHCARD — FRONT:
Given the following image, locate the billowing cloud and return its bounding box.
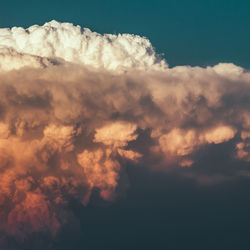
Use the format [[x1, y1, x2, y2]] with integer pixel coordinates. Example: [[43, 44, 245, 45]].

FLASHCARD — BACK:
[[0, 20, 167, 72], [0, 21, 250, 243]]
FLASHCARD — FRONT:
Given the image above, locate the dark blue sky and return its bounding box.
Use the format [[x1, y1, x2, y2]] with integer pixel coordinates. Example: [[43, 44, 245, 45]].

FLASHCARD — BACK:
[[1, 0, 250, 68]]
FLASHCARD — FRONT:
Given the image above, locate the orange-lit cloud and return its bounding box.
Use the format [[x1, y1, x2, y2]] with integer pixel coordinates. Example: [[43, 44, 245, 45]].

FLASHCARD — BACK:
[[0, 21, 250, 240]]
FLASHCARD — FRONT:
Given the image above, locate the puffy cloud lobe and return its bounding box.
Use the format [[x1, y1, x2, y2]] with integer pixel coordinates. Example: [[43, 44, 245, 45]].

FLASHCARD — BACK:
[[156, 126, 236, 167], [0, 20, 167, 72], [0, 21, 250, 242], [94, 122, 138, 147]]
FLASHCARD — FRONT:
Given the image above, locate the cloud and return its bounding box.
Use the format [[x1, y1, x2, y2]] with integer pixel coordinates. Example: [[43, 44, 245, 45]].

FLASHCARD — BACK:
[[0, 20, 167, 72], [0, 21, 250, 244]]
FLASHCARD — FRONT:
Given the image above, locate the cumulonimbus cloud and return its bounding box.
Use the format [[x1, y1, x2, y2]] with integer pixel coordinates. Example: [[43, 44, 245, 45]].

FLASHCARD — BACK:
[[0, 21, 250, 241]]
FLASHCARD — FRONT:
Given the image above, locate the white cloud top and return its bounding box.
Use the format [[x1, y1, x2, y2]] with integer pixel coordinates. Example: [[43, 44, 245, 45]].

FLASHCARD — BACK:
[[0, 20, 167, 71]]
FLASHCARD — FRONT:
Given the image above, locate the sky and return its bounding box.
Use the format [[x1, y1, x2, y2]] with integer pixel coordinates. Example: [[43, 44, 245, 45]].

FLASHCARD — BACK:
[[1, 1, 250, 250], [1, 0, 250, 68]]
